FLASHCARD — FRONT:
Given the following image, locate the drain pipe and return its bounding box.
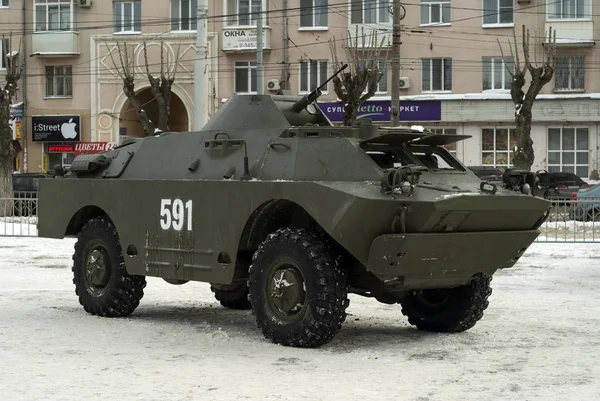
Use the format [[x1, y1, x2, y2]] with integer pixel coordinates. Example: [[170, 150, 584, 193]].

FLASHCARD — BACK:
[[21, 0, 27, 173]]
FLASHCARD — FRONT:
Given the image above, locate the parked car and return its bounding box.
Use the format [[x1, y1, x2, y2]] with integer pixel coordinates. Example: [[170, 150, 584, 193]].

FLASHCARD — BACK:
[[570, 184, 600, 221], [534, 171, 589, 200], [11, 172, 50, 216], [467, 166, 504, 185]]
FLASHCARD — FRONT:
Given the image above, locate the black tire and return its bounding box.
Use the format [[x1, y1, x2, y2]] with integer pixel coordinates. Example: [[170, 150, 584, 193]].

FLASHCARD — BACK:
[[210, 282, 252, 310], [400, 273, 492, 333], [72, 216, 147, 317], [249, 227, 349, 348]]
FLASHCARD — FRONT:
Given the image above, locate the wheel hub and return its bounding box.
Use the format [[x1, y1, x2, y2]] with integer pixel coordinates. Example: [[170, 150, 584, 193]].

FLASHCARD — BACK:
[[269, 267, 305, 316], [84, 247, 111, 291]]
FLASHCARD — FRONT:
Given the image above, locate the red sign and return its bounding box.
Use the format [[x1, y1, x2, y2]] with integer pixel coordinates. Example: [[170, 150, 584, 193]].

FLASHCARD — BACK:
[[49, 144, 74, 152], [74, 142, 117, 157]]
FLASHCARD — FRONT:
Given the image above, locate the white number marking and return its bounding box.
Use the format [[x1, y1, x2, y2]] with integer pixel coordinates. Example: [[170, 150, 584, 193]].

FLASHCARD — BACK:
[[160, 198, 193, 231]]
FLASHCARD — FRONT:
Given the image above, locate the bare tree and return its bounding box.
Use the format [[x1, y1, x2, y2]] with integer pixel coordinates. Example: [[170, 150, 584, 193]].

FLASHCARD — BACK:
[[328, 27, 387, 126], [498, 25, 557, 171], [107, 40, 180, 136], [0, 34, 23, 206]]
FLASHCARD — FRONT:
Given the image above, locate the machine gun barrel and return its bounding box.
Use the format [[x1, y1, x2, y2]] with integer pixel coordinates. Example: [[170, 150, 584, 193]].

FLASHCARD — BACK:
[[292, 63, 348, 112]]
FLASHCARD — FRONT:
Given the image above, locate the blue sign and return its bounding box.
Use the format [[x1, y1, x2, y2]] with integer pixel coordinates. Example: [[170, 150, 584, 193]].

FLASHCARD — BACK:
[[317, 100, 442, 122]]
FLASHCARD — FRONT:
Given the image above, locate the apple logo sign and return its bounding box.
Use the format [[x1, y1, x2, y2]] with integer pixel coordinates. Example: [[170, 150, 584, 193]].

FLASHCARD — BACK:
[[61, 118, 78, 139]]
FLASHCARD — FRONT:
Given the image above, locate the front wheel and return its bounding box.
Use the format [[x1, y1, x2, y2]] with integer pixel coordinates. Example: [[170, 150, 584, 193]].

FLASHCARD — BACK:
[[72, 216, 147, 317], [249, 227, 349, 348], [400, 273, 492, 333]]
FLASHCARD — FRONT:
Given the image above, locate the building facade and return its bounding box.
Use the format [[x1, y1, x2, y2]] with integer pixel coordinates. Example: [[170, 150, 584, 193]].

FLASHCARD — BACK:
[[1, 0, 599, 178]]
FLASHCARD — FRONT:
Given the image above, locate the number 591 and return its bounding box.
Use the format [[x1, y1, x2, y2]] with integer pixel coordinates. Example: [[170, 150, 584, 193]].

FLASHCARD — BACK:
[[160, 198, 193, 231]]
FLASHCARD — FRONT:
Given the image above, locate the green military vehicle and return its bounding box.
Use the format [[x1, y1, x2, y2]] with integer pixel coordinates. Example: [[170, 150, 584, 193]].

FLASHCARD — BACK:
[[37, 67, 551, 348]]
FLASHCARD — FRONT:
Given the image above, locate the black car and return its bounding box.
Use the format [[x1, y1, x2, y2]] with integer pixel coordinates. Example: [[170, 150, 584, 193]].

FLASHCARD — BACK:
[[535, 171, 589, 200]]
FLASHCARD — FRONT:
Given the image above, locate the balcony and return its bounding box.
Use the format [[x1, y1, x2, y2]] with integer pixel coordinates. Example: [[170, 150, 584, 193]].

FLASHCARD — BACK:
[[221, 26, 271, 53], [545, 20, 594, 47], [31, 31, 80, 56]]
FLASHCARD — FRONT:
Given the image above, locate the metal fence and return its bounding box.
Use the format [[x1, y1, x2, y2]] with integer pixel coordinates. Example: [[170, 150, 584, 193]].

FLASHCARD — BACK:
[[1, 193, 600, 243], [0, 193, 38, 237]]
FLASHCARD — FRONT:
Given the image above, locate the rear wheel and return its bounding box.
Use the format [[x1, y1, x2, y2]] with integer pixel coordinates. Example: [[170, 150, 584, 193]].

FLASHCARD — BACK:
[[72, 216, 147, 317], [400, 273, 492, 333], [249, 227, 348, 348], [210, 282, 251, 310]]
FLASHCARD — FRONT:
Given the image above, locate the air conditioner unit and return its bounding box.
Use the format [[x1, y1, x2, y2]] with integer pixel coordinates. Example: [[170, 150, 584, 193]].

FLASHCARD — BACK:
[[267, 79, 280, 91], [79, 0, 92, 8], [399, 77, 411, 89]]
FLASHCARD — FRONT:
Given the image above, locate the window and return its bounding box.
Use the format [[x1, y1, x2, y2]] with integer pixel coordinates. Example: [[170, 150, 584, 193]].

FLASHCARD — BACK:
[[555, 56, 585, 91], [429, 128, 457, 156], [350, 0, 390, 24], [226, 0, 264, 26], [482, 56, 513, 90], [114, 1, 141, 33], [481, 127, 516, 167], [483, 0, 513, 25], [45, 66, 72, 97], [1, 0, 8, 8], [170, 0, 197, 31], [299, 60, 328, 93], [422, 58, 452, 92], [300, 0, 328, 28], [0, 38, 8, 69], [548, 127, 589, 177], [420, 0, 450, 25], [234, 61, 257, 93], [34, 0, 75, 31], [547, 0, 590, 19], [360, 60, 387, 93]]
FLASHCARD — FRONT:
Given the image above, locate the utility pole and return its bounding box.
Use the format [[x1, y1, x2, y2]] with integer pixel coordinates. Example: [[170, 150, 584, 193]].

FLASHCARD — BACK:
[[256, 4, 264, 95], [193, 0, 208, 129], [390, 0, 402, 127], [282, 0, 289, 89]]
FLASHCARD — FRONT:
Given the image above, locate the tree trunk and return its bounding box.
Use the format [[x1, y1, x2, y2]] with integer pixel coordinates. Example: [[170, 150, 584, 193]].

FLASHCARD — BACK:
[[512, 109, 534, 170], [343, 101, 359, 126], [0, 96, 15, 217]]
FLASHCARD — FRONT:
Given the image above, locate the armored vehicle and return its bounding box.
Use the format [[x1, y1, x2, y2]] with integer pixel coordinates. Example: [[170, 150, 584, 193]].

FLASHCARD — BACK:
[[37, 67, 552, 348]]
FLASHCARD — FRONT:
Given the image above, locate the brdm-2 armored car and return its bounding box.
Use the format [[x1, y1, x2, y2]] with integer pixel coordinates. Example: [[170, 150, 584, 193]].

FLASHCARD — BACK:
[[37, 71, 552, 348]]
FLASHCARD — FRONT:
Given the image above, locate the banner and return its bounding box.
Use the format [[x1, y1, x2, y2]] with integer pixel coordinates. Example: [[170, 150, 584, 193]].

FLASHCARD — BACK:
[[32, 115, 81, 142], [317, 100, 442, 122], [74, 142, 117, 157]]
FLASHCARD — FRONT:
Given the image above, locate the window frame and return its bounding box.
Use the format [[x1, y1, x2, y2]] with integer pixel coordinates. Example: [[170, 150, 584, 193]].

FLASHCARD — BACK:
[[482, 0, 514, 27], [225, 0, 265, 26], [482, 56, 513, 91], [420, 0, 451, 26], [113, 1, 142, 34], [298, 59, 329, 94], [481, 127, 517, 168], [421, 57, 452, 93], [547, 127, 589, 178], [428, 127, 458, 157], [34, 0, 76, 32], [546, 0, 591, 20], [170, 0, 198, 32], [554, 55, 585, 91], [234, 61, 257, 94], [0, 38, 8, 70], [299, 0, 328, 29], [45, 65, 73, 98], [350, 0, 390, 25]]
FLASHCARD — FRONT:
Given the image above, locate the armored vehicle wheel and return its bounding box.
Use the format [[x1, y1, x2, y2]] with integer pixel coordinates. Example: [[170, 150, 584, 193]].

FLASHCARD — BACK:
[[400, 273, 492, 333], [210, 282, 251, 310], [72, 216, 147, 317], [248, 227, 348, 348]]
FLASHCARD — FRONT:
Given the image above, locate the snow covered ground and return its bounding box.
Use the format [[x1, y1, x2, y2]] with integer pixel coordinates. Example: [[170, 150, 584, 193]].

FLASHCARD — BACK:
[[1, 236, 599, 401]]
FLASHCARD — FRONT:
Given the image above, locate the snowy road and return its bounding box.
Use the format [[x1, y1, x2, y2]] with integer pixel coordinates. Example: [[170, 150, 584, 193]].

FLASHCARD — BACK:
[[1, 236, 599, 401]]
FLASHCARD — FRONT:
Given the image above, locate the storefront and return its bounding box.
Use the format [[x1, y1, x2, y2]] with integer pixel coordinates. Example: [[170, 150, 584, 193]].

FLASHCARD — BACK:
[[317, 95, 600, 179]]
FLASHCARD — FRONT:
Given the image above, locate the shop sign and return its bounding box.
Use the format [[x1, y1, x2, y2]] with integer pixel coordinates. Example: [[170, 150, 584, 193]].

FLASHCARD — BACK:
[[9, 102, 23, 119], [12, 120, 22, 140], [317, 100, 442, 122], [74, 142, 117, 157], [48, 144, 74, 153], [222, 27, 269, 51], [32, 115, 81, 142]]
